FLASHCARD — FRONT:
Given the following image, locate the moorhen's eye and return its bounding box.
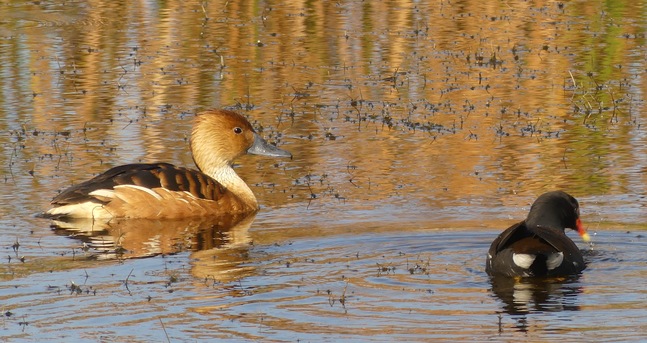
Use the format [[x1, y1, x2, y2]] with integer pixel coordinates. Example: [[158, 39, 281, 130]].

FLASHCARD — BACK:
[[233, 127, 243, 134]]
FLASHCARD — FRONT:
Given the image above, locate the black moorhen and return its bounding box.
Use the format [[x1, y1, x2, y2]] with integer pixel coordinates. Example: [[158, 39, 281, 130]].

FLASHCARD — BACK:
[[486, 191, 591, 278]]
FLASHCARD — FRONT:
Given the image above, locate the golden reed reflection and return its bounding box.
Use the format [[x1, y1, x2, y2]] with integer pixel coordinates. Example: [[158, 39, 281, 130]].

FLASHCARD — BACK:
[[0, 0, 644, 221]]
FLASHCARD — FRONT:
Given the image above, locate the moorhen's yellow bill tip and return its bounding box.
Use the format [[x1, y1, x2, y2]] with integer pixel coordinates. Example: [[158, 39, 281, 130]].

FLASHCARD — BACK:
[[576, 218, 590, 243]]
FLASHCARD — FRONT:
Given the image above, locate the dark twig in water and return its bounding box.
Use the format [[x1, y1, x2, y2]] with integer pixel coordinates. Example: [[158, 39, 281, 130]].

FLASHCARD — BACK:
[[340, 281, 348, 309], [7, 146, 16, 184], [124, 268, 134, 296], [498, 312, 503, 333], [609, 90, 618, 123], [305, 177, 317, 210], [19, 316, 29, 332], [346, 161, 359, 188], [159, 317, 171, 343], [562, 150, 568, 169], [11, 239, 20, 255]]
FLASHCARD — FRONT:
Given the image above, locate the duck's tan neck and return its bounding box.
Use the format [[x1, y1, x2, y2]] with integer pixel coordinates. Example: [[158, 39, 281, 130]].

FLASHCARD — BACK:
[[207, 165, 259, 210], [191, 121, 259, 211]]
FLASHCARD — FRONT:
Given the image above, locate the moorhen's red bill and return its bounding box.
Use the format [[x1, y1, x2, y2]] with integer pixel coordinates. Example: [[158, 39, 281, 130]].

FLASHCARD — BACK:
[[486, 191, 591, 278]]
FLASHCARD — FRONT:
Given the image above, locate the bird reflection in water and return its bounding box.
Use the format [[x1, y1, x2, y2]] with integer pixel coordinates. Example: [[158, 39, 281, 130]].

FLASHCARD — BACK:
[[49, 213, 257, 283], [489, 275, 584, 332]]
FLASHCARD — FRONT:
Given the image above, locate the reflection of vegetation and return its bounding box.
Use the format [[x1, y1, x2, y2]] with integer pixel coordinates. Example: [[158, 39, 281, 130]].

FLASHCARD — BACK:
[[0, 0, 643, 218], [567, 70, 634, 126], [565, 1, 644, 125]]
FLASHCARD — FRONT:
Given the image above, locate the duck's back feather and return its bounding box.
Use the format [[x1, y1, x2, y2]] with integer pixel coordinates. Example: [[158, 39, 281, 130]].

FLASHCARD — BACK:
[[52, 163, 226, 205], [47, 163, 254, 219]]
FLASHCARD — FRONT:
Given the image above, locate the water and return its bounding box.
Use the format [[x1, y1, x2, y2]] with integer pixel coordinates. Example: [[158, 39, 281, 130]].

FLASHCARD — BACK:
[[1, 0, 646, 342]]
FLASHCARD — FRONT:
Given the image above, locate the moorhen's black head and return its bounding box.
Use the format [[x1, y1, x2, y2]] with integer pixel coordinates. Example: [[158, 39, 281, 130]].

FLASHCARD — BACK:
[[525, 190, 590, 241]]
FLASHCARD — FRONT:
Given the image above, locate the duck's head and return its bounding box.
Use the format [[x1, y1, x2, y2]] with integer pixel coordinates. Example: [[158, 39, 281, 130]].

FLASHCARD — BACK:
[[191, 109, 291, 172], [526, 190, 590, 242]]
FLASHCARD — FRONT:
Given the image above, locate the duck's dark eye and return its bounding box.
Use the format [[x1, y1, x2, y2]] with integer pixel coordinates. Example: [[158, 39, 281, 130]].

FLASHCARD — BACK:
[[233, 127, 243, 134]]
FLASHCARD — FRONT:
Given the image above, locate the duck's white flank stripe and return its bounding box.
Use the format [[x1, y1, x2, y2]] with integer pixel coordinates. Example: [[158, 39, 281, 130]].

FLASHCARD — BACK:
[[114, 184, 163, 200], [45, 201, 111, 219], [88, 189, 116, 200], [546, 252, 564, 270], [512, 253, 536, 269]]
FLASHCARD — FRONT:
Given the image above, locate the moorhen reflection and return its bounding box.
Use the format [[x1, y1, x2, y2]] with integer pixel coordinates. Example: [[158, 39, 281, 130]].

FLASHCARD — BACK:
[[489, 275, 584, 316], [486, 191, 591, 278]]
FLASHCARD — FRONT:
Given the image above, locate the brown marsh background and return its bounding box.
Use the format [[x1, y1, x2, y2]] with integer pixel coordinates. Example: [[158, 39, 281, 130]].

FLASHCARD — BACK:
[[1, 0, 646, 342]]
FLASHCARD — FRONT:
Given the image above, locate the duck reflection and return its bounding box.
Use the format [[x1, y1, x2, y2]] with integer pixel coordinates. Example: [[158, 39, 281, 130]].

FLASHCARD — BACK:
[[50, 213, 257, 283], [489, 275, 583, 316]]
